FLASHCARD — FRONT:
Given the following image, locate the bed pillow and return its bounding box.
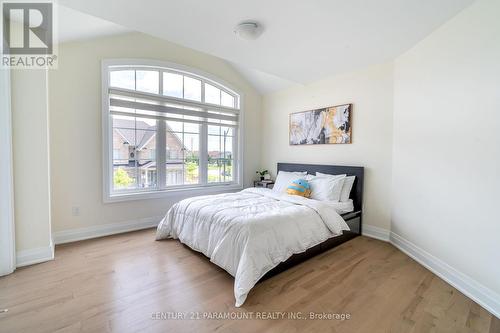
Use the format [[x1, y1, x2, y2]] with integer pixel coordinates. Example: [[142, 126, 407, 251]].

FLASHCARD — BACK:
[[339, 176, 355, 202], [273, 171, 307, 193], [316, 172, 355, 202], [309, 174, 346, 202], [286, 179, 311, 198]]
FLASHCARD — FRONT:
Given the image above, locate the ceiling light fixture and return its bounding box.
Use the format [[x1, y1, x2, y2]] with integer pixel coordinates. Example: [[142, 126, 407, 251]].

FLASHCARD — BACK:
[[233, 21, 263, 40]]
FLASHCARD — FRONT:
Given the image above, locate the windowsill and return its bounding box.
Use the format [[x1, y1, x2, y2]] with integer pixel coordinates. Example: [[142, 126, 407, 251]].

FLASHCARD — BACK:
[[104, 183, 243, 203]]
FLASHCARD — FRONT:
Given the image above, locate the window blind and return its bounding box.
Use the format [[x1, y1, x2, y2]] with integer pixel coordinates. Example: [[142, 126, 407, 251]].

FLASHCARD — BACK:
[[108, 88, 239, 127]]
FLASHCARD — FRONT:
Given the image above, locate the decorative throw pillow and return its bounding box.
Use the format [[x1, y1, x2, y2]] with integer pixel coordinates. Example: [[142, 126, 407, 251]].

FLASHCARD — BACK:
[[286, 179, 311, 198]]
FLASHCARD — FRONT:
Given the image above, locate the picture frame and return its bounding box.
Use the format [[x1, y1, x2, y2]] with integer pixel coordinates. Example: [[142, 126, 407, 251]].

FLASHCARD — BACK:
[[289, 104, 352, 145]]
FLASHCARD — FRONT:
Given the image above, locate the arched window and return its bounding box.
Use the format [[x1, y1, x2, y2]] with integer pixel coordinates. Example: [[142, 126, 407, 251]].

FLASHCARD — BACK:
[[101, 59, 242, 201]]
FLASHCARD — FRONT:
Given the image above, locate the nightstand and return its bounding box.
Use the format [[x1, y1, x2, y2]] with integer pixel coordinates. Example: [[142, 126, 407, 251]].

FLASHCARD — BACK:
[[253, 180, 275, 189]]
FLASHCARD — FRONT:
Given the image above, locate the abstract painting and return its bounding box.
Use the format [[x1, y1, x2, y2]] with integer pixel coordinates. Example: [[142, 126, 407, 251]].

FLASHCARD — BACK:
[[289, 104, 352, 145]]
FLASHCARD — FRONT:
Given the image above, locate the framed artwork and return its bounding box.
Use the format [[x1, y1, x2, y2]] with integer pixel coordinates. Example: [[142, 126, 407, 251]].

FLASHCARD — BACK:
[[289, 104, 352, 145]]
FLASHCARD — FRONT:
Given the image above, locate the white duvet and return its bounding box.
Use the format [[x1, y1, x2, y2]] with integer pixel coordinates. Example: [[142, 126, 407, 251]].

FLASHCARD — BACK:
[[155, 187, 350, 307]]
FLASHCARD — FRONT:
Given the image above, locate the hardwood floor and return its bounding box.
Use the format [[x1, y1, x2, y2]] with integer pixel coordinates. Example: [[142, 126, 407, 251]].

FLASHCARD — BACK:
[[0, 229, 498, 333]]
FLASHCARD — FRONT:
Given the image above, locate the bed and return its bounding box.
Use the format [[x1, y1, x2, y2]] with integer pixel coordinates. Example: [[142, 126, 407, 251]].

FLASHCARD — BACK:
[[156, 163, 364, 307]]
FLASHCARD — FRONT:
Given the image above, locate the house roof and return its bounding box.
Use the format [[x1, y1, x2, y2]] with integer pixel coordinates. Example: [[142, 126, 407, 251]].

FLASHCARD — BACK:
[[113, 118, 184, 150], [113, 118, 157, 150]]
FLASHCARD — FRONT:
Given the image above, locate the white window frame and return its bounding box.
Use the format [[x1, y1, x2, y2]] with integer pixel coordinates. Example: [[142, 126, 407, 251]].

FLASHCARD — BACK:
[[101, 59, 244, 203]]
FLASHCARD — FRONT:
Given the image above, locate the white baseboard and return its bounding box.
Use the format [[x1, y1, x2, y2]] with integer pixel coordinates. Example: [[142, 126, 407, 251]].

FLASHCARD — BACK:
[[16, 239, 54, 267], [362, 224, 390, 242], [361, 225, 500, 317], [53, 216, 162, 245], [390, 232, 500, 319]]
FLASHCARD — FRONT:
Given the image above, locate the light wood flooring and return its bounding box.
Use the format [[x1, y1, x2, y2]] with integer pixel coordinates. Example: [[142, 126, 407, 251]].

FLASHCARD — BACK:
[[0, 229, 498, 333]]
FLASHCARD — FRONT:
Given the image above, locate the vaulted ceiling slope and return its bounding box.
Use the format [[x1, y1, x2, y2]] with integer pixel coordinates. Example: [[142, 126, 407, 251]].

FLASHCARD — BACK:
[[58, 0, 473, 92], [57, 5, 130, 43]]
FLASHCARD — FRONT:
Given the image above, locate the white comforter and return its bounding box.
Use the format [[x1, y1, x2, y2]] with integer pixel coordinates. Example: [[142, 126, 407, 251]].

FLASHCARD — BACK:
[[155, 187, 350, 307]]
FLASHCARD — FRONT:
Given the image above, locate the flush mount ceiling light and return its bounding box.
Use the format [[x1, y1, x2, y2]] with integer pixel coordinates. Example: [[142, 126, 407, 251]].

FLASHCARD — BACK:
[[233, 21, 263, 40]]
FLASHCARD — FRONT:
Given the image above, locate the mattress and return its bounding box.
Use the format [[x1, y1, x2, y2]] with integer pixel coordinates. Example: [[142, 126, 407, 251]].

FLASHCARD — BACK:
[[329, 199, 354, 214]]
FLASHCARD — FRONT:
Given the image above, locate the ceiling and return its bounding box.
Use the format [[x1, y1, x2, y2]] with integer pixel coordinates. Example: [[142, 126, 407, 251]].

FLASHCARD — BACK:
[[229, 62, 298, 93], [57, 5, 130, 43], [57, 0, 474, 93]]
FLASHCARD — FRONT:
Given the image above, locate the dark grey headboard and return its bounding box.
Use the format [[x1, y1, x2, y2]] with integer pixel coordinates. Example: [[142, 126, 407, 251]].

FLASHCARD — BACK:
[[277, 163, 364, 212]]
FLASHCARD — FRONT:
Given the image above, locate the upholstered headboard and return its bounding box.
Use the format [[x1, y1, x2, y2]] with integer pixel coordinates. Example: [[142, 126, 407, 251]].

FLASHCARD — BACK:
[[277, 163, 364, 212]]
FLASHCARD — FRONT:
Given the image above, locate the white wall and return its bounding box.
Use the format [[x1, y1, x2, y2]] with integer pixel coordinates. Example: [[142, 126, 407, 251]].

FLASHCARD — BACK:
[[49, 32, 262, 233], [392, 0, 500, 300], [11, 68, 53, 262], [261, 63, 394, 231], [0, 68, 16, 275]]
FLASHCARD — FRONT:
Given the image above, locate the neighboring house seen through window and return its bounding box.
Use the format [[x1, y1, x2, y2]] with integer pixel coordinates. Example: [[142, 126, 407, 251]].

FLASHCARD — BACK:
[[102, 60, 241, 201]]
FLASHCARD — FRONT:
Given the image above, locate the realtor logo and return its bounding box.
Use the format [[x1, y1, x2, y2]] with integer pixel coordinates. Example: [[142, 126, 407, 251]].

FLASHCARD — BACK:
[[1, 1, 57, 68]]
